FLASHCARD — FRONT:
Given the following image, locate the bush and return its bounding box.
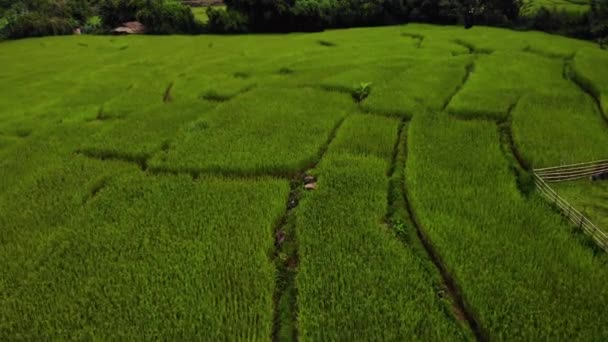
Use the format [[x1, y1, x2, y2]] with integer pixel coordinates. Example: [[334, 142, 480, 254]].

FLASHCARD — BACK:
[[99, 0, 140, 28], [352, 82, 372, 103], [136, 0, 200, 34], [3, 11, 75, 39], [206, 7, 248, 33], [100, 0, 200, 34], [221, 0, 523, 32], [590, 0, 608, 41], [527, 7, 590, 38]]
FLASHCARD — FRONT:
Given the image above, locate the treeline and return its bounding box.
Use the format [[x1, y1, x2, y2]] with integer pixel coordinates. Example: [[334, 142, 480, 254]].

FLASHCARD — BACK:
[[209, 0, 520, 33], [528, 0, 608, 46], [0, 0, 201, 39], [0, 0, 607, 47], [207, 0, 607, 46]]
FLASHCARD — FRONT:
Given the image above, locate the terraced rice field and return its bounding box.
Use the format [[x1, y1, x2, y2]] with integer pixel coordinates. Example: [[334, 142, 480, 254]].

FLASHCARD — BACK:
[[522, 0, 590, 14], [1, 24, 608, 339]]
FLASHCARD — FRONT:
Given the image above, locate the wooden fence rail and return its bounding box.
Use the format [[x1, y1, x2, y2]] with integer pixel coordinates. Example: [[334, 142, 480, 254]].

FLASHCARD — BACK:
[[533, 165, 608, 253], [535, 159, 608, 182]]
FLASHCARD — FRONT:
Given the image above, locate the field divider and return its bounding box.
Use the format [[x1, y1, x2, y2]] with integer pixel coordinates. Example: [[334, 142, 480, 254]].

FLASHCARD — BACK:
[[442, 61, 475, 111], [271, 177, 301, 342], [533, 170, 608, 252], [399, 123, 487, 341], [401, 182, 487, 341], [272, 112, 350, 341]]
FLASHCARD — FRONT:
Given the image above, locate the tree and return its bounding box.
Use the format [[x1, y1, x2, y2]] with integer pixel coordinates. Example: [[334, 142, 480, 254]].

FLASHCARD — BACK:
[[590, 0, 608, 41]]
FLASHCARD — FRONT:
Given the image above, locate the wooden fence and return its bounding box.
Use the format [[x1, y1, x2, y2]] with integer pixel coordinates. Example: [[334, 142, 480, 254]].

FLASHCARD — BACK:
[[535, 159, 608, 182], [533, 162, 608, 252]]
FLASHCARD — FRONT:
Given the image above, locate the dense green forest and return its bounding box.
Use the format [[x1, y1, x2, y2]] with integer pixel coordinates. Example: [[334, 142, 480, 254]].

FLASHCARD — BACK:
[[0, 0, 607, 44]]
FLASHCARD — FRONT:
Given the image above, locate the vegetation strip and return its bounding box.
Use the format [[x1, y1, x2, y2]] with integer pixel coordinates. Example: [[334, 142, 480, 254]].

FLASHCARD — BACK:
[[399, 123, 486, 341], [272, 107, 353, 341], [498, 99, 529, 169], [566, 57, 608, 125], [76, 149, 149, 171], [271, 178, 301, 342]]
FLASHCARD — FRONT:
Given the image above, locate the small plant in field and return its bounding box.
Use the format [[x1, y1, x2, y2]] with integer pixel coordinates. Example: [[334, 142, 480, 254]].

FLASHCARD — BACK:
[[317, 40, 336, 47], [352, 82, 372, 103], [278, 67, 294, 75], [233, 71, 250, 79], [392, 220, 407, 237]]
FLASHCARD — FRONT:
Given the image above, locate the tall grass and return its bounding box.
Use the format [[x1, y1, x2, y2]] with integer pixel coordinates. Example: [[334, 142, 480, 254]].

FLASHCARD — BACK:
[[296, 114, 469, 340], [150, 88, 356, 175], [406, 112, 608, 340], [512, 92, 608, 167], [0, 173, 289, 339], [0, 24, 607, 339]]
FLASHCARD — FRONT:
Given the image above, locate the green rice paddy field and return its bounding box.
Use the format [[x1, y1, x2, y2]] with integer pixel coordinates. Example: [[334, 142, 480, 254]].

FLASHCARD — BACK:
[[1, 24, 608, 339], [522, 0, 590, 14]]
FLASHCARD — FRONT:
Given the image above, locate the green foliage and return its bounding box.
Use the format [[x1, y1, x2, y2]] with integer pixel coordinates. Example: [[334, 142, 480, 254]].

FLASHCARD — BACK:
[[135, 0, 199, 34], [590, 0, 608, 40], [0, 0, 96, 38], [99, 0, 199, 33], [205, 6, 248, 33], [521, 0, 590, 15], [352, 81, 372, 102], [99, 0, 141, 28], [3, 11, 75, 39], [223, 0, 521, 31]]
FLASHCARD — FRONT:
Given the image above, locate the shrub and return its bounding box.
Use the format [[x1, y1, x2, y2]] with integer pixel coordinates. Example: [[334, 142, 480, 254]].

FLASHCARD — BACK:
[[100, 0, 200, 34], [3, 11, 75, 39], [99, 0, 141, 28], [205, 7, 248, 33], [529, 7, 590, 38], [590, 0, 608, 42], [352, 82, 372, 103], [136, 0, 199, 34]]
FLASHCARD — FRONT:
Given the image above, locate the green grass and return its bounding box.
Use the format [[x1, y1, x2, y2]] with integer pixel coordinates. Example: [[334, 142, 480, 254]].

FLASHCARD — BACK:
[[1, 24, 608, 339], [406, 112, 608, 340], [149, 87, 357, 175], [572, 47, 608, 117], [296, 114, 470, 340], [512, 91, 608, 167], [1, 173, 289, 339]]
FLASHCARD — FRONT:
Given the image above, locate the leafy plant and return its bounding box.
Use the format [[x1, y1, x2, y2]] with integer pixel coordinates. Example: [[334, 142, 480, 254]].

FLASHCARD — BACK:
[[352, 82, 372, 102]]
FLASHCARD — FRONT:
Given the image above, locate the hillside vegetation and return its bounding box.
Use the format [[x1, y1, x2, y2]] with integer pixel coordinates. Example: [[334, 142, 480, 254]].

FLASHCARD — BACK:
[[1, 24, 608, 339]]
